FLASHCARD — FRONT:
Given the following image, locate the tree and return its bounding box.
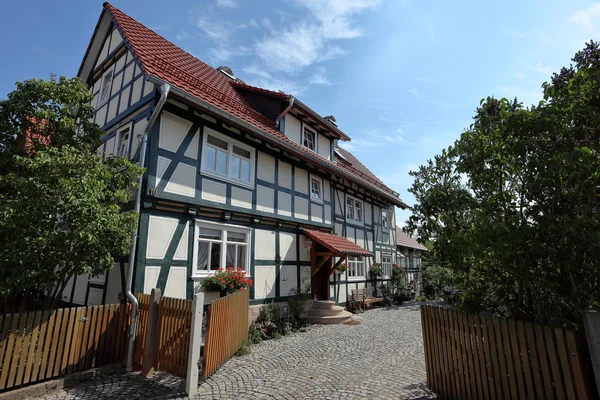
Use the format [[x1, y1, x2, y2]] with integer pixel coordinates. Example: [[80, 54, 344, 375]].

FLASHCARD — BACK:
[[406, 41, 600, 329], [0, 76, 143, 312]]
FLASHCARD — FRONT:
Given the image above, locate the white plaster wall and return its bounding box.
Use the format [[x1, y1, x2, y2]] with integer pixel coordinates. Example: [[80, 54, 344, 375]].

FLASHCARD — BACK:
[[285, 115, 302, 145], [323, 180, 331, 202], [108, 28, 124, 53], [184, 131, 199, 160], [255, 229, 276, 260], [317, 133, 330, 160], [324, 205, 332, 225], [144, 266, 160, 294], [311, 203, 323, 223], [130, 76, 143, 104], [300, 265, 311, 288], [104, 263, 122, 304], [111, 72, 122, 98], [164, 163, 196, 197], [143, 80, 154, 97], [356, 229, 365, 248], [277, 192, 292, 217], [365, 202, 372, 225], [295, 197, 308, 220], [146, 216, 178, 259], [278, 161, 292, 189], [131, 118, 148, 157], [256, 185, 275, 213], [201, 179, 227, 203], [123, 62, 134, 85], [95, 104, 107, 128], [118, 86, 130, 114], [95, 35, 110, 69], [257, 152, 275, 183], [104, 136, 115, 157], [279, 232, 297, 261], [335, 223, 343, 236], [231, 187, 252, 209], [255, 266, 276, 298], [280, 266, 297, 297], [87, 288, 104, 306], [164, 267, 187, 299], [295, 169, 308, 194], [346, 227, 356, 243], [335, 190, 344, 215], [336, 285, 347, 304], [174, 224, 188, 260], [160, 112, 192, 152], [298, 235, 311, 262], [106, 97, 118, 122], [367, 231, 374, 253], [155, 156, 170, 187]]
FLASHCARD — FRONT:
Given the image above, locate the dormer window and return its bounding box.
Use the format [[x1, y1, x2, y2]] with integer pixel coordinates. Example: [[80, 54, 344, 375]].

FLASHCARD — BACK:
[[302, 126, 316, 151]]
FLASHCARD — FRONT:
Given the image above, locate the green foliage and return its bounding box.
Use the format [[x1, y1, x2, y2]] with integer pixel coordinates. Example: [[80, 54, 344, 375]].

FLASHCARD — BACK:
[[420, 263, 457, 300], [247, 327, 263, 344], [0, 76, 143, 312], [391, 264, 406, 289], [236, 339, 252, 356], [201, 267, 253, 293], [406, 41, 600, 329], [287, 284, 311, 328]]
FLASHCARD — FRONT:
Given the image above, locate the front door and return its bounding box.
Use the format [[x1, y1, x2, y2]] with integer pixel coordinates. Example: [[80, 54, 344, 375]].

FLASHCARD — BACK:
[[311, 243, 332, 301]]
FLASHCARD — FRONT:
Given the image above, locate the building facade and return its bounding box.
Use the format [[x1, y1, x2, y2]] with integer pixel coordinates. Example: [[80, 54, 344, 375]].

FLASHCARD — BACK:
[[396, 227, 428, 285], [61, 3, 408, 307]]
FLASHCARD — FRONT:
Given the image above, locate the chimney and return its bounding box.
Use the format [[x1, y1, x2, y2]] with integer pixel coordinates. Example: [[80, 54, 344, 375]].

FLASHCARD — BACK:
[[324, 115, 337, 126], [216, 66, 234, 79]]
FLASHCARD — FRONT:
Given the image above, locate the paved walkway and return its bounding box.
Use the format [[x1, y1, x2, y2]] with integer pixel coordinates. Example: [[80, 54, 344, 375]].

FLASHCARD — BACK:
[[36, 303, 434, 399]]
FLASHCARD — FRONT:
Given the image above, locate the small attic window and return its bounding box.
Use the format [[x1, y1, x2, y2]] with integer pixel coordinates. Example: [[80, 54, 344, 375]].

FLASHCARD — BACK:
[[302, 125, 316, 151], [99, 69, 113, 106]]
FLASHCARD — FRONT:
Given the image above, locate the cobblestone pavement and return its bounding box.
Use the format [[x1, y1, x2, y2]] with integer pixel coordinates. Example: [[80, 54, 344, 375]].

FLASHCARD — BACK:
[[36, 303, 434, 399]]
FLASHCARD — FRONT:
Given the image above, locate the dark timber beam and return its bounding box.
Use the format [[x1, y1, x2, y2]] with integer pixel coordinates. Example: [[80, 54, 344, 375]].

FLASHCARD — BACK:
[[312, 255, 331, 276], [329, 256, 347, 275]]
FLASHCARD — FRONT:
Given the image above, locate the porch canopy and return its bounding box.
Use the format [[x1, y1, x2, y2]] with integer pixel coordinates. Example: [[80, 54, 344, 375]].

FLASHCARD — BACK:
[[301, 228, 373, 276]]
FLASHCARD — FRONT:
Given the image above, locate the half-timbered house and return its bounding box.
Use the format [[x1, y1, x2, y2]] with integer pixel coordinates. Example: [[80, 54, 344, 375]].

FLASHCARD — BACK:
[[61, 3, 408, 310]]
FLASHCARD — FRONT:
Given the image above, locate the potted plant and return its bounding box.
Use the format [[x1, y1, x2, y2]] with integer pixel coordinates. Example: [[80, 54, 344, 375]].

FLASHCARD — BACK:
[[202, 267, 253, 297], [369, 263, 383, 278], [334, 262, 348, 275]]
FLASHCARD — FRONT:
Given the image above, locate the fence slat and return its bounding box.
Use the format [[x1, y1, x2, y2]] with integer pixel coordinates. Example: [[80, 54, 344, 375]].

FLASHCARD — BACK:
[[480, 315, 497, 400], [534, 323, 555, 399], [516, 320, 536, 400], [457, 309, 472, 400], [565, 329, 590, 400], [30, 310, 50, 382], [51, 308, 71, 378], [507, 319, 526, 400], [22, 311, 42, 385], [14, 311, 35, 387], [0, 313, 20, 389], [470, 315, 485, 399], [67, 307, 84, 375], [0, 314, 11, 382]]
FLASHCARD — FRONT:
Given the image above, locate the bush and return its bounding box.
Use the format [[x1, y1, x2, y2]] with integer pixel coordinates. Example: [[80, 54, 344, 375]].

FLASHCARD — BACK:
[[237, 339, 252, 356], [421, 263, 457, 300], [288, 285, 311, 328], [248, 326, 263, 344]]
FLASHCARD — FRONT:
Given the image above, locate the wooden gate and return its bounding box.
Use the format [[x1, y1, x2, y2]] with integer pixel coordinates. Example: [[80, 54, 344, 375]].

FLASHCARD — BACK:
[[202, 289, 249, 379], [0, 304, 129, 391], [154, 297, 192, 378], [421, 305, 595, 400]]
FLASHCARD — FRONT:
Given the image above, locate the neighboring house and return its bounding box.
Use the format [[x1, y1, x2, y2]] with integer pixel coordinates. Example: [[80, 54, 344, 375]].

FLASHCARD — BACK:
[[396, 227, 427, 284], [61, 3, 408, 307]]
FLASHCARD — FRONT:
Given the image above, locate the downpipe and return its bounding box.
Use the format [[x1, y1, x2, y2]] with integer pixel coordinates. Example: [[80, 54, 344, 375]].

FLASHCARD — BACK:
[[125, 82, 170, 371]]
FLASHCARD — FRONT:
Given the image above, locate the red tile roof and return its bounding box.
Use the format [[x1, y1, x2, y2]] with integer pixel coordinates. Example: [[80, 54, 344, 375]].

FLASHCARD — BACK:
[[396, 227, 427, 251], [302, 229, 373, 257], [100, 3, 405, 206]]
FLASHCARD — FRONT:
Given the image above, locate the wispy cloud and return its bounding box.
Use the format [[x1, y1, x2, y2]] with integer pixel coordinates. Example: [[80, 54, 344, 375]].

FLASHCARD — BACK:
[[514, 71, 525, 80], [255, 0, 380, 73], [536, 62, 554, 77], [242, 64, 305, 95], [309, 66, 331, 85], [498, 85, 543, 105], [503, 28, 526, 38], [151, 26, 168, 31], [216, 0, 237, 8], [569, 4, 600, 32]]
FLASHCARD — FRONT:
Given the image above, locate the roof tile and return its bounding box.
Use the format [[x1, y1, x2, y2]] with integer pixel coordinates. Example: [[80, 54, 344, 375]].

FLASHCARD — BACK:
[[396, 227, 427, 251], [302, 229, 373, 257]]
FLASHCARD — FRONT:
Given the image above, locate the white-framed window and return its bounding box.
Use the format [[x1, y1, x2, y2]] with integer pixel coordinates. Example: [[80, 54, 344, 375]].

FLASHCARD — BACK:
[[302, 125, 316, 151], [98, 69, 113, 106], [347, 257, 365, 279], [382, 255, 392, 277], [89, 271, 106, 284], [345, 195, 363, 225], [192, 220, 252, 277], [200, 127, 255, 188], [115, 124, 131, 158], [310, 176, 322, 203], [382, 210, 389, 230]]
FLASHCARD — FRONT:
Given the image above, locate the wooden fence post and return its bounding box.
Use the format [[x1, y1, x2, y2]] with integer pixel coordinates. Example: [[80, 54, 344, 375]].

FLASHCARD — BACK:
[[584, 311, 600, 397], [186, 292, 205, 396], [142, 288, 161, 377]]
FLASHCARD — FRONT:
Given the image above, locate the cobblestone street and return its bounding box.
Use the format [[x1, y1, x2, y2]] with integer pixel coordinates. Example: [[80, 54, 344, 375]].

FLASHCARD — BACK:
[[36, 303, 434, 400]]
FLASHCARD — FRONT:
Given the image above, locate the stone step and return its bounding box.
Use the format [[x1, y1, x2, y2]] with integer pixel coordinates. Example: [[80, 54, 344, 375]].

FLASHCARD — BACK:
[[306, 306, 346, 317], [311, 300, 337, 310], [304, 311, 353, 325]]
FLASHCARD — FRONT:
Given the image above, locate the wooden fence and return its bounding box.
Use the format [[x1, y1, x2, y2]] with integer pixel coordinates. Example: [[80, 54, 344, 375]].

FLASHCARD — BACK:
[[421, 305, 595, 400], [202, 289, 249, 379], [0, 304, 129, 391], [133, 293, 150, 368], [154, 297, 192, 378]]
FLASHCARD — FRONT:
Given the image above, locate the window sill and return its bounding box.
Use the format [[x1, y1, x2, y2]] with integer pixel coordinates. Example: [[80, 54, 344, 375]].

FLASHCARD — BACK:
[[345, 219, 364, 227], [347, 277, 366, 281], [199, 170, 255, 190], [310, 197, 323, 205]]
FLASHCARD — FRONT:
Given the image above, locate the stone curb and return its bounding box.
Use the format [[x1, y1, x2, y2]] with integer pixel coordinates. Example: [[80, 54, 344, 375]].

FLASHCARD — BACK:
[[0, 363, 123, 400]]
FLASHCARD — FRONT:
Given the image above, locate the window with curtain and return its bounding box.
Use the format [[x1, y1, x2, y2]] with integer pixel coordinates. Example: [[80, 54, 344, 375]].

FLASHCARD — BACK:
[[382, 255, 392, 277], [201, 128, 255, 187], [346, 195, 363, 225], [194, 222, 251, 276], [347, 257, 365, 279]]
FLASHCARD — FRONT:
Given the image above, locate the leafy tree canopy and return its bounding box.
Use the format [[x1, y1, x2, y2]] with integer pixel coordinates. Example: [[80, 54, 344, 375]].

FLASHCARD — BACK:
[[406, 41, 600, 329], [0, 76, 143, 312]]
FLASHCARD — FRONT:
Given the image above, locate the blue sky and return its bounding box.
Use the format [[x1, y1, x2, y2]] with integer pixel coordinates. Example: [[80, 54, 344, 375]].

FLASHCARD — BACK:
[[1, 0, 599, 225]]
